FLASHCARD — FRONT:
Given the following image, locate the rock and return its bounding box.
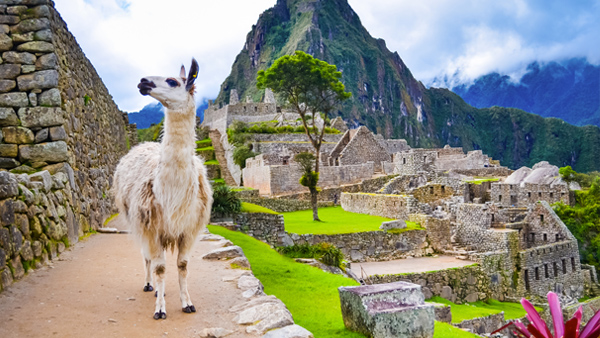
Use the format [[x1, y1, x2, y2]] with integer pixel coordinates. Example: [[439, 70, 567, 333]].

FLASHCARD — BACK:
[[262, 324, 314, 338], [17, 41, 54, 53], [34, 128, 48, 143], [10, 256, 25, 280], [29, 216, 42, 237], [0, 25, 7, 35], [23, 65, 36, 75], [21, 5, 50, 19], [339, 281, 435, 338], [0, 157, 19, 169], [2, 51, 35, 64], [19, 141, 68, 163], [20, 240, 33, 261], [38, 88, 60, 106], [17, 107, 64, 128], [17, 69, 58, 90], [31, 241, 42, 257], [47, 220, 64, 241], [57, 241, 65, 253], [230, 256, 251, 269], [199, 234, 224, 241], [199, 328, 234, 338], [11, 32, 33, 43], [238, 274, 263, 291], [441, 286, 453, 301], [0, 92, 28, 107], [422, 287, 433, 300], [465, 292, 479, 303], [0, 33, 12, 51], [431, 303, 452, 323], [0, 247, 5, 269], [2, 126, 34, 144], [235, 298, 294, 334], [35, 53, 57, 70], [0, 15, 19, 24], [15, 213, 29, 236], [30, 170, 52, 192], [0, 143, 17, 157], [0, 79, 15, 92], [202, 245, 244, 260], [33, 29, 52, 42], [0, 63, 21, 79], [1, 266, 13, 288], [6, 6, 28, 15], [380, 220, 407, 230], [0, 107, 18, 126], [11, 17, 50, 34], [49, 126, 66, 141], [0, 171, 18, 199]]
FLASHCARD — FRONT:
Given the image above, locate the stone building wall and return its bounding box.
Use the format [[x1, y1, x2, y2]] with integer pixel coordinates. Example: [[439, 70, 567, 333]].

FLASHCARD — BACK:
[[411, 183, 455, 204], [434, 150, 491, 171], [490, 182, 570, 208], [252, 141, 336, 162], [248, 133, 341, 143], [393, 149, 438, 175], [341, 192, 419, 220], [449, 167, 513, 177], [240, 197, 333, 213], [235, 212, 286, 246], [378, 174, 427, 194], [338, 126, 391, 172]]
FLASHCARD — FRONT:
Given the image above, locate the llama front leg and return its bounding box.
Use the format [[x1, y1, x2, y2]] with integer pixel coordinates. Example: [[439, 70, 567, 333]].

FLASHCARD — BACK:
[[141, 247, 154, 292], [177, 237, 195, 313], [152, 251, 167, 320]]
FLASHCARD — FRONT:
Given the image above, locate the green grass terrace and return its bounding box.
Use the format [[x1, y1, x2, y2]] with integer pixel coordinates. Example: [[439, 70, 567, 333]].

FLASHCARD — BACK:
[[282, 206, 423, 235]]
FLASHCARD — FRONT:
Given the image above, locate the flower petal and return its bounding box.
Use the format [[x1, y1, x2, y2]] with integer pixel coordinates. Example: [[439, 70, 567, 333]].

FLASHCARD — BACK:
[[548, 292, 565, 338]]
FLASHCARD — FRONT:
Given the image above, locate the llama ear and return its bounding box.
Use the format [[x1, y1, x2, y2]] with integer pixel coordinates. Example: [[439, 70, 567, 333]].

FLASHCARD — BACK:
[[180, 65, 186, 79], [186, 58, 199, 91]]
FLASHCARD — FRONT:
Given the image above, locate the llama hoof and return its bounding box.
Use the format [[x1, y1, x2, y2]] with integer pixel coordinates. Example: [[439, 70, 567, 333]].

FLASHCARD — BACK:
[[182, 305, 196, 313], [143, 284, 153, 292], [153, 311, 167, 320]]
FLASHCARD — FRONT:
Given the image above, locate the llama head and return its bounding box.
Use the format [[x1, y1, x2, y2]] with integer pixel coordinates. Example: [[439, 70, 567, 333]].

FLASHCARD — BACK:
[[138, 58, 199, 110]]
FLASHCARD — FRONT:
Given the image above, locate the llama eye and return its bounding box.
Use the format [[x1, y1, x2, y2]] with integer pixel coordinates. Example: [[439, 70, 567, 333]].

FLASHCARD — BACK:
[[166, 79, 179, 87]]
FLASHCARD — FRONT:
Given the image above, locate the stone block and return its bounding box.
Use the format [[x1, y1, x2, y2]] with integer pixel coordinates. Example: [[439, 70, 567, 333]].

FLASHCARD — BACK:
[[38, 88, 60, 106], [0, 227, 10, 255], [49, 125, 66, 141], [0, 33, 12, 51], [20, 5, 50, 19], [431, 303, 452, 323], [339, 281, 435, 338], [0, 79, 15, 92], [1, 267, 13, 289], [17, 41, 53, 53], [33, 29, 52, 42], [2, 51, 36, 64], [0, 63, 22, 79], [35, 52, 57, 70], [31, 240, 41, 257], [0, 171, 18, 198], [17, 106, 63, 128], [11, 17, 49, 34], [0, 92, 28, 107], [20, 240, 33, 261], [0, 247, 5, 269], [202, 245, 244, 260], [16, 213, 28, 236], [34, 128, 48, 143], [29, 216, 42, 237], [22, 65, 35, 74], [380, 219, 407, 230], [19, 141, 68, 163], [0, 157, 19, 169], [6, 6, 28, 15], [11, 32, 33, 43], [441, 286, 453, 301], [0, 15, 19, 24], [10, 225, 22, 253], [17, 69, 58, 90], [0, 25, 7, 35], [10, 255, 24, 279], [0, 143, 17, 157], [30, 170, 52, 192], [0, 107, 18, 126], [2, 126, 34, 143]]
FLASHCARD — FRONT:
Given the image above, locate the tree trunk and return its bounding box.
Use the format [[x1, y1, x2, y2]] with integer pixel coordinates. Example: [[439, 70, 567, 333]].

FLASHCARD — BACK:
[[310, 187, 320, 221]]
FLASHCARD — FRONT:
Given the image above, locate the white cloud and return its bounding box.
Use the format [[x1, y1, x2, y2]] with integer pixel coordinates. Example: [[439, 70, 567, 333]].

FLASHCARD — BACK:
[[54, 0, 599, 111]]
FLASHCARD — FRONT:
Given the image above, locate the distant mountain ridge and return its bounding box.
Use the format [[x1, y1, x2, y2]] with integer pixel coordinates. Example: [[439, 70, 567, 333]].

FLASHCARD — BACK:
[[442, 58, 600, 127], [214, 0, 600, 172], [127, 99, 210, 129]]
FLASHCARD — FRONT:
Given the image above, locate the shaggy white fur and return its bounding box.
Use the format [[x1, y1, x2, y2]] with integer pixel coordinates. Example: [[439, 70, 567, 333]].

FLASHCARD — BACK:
[[112, 59, 213, 319]]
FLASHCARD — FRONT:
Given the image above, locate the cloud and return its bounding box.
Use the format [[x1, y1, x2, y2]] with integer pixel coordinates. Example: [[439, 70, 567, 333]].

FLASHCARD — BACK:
[[54, 0, 599, 111]]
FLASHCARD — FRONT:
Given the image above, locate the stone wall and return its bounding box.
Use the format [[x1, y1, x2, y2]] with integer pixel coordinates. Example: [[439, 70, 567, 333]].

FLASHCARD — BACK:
[[337, 126, 391, 172], [450, 167, 513, 177], [378, 174, 427, 194], [341, 192, 418, 220], [411, 183, 455, 204], [454, 313, 506, 336], [241, 197, 333, 213], [248, 133, 341, 143], [235, 212, 287, 246], [490, 182, 570, 208]]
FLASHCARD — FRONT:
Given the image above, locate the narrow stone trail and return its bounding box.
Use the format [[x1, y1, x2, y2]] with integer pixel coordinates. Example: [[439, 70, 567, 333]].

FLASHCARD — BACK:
[[0, 232, 254, 338]]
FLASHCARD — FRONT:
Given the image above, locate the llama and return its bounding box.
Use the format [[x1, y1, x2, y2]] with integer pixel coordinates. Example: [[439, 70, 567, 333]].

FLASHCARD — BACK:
[[112, 59, 213, 319]]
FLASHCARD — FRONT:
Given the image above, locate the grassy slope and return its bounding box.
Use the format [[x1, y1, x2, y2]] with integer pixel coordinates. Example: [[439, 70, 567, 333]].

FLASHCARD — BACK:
[[427, 297, 537, 323], [283, 206, 393, 234], [208, 225, 477, 338], [240, 202, 279, 214]]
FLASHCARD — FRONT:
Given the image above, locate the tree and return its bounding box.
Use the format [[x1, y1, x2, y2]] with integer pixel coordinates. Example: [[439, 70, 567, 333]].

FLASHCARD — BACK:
[[294, 152, 319, 209], [257, 51, 351, 220]]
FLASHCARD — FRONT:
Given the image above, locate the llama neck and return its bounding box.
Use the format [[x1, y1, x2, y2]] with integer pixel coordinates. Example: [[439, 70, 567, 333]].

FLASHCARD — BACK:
[[160, 99, 196, 167]]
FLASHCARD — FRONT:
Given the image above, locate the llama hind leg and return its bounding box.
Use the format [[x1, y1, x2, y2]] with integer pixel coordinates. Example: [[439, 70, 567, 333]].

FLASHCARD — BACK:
[[177, 236, 195, 313], [152, 250, 167, 319]]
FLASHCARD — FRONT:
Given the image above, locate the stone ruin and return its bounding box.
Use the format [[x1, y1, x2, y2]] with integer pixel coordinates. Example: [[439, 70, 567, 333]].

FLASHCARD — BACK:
[[0, 0, 129, 291]]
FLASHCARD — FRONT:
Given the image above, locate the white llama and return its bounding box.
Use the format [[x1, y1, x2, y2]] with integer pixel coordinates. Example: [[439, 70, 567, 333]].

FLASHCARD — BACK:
[[112, 59, 213, 319]]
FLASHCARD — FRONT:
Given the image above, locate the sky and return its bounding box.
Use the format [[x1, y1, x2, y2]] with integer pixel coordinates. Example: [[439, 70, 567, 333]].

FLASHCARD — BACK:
[[54, 0, 600, 112]]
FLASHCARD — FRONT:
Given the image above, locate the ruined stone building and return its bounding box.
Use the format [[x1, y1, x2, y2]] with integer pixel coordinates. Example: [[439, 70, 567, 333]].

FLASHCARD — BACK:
[[0, 0, 129, 291]]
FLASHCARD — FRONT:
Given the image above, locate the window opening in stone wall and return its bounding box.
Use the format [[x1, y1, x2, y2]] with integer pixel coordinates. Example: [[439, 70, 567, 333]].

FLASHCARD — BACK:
[[544, 264, 549, 278], [556, 234, 559, 242], [491, 214, 495, 222], [539, 192, 542, 198], [543, 234, 547, 242], [254, 106, 257, 112], [403, 158, 406, 164], [554, 262, 558, 277], [424, 156, 427, 162], [499, 195, 502, 202], [550, 192, 553, 199], [528, 192, 531, 198], [535, 267, 539, 280], [563, 259, 567, 274], [430, 186, 434, 194], [524, 269, 530, 290], [441, 185, 445, 193], [561, 192, 565, 197], [529, 233, 535, 242], [571, 257, 576, 271], [540, 215, 544, 222], [243, 106, 247, 112]]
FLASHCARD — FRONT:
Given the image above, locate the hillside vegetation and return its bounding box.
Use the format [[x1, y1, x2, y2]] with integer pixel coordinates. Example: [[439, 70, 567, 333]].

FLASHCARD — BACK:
[[214, 0, 600, 172]]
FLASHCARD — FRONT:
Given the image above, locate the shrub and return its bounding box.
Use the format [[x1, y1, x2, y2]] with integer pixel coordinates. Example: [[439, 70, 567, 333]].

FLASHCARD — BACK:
[[211, 184, 241, 218], [233, 145, 256, 169], [276, 242, 345, 270]]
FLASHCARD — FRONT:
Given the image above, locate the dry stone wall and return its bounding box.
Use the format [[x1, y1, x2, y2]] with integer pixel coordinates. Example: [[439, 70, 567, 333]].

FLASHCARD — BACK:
[[341, 192, 419, 220], [0, 0, 128, 290]]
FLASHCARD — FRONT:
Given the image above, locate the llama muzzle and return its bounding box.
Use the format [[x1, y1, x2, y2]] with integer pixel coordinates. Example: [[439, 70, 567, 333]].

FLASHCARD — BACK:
[[138, 78, 156, 95]]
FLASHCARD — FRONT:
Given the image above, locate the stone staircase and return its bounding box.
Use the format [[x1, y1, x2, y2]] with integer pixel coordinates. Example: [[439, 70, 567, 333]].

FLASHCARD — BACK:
[[443, 237, 477, 259], [208, 129, 237, 186]]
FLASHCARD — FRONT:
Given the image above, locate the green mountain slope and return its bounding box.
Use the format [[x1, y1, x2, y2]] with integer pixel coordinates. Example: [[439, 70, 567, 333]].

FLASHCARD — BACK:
[[214, 0, 600, 172]]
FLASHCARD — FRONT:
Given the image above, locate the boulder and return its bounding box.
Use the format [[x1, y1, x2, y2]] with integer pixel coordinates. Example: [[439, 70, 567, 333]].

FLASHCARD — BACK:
[[262, 324, 314, 338], [202, 245, 244, 260], [380, 219, 407, 230]]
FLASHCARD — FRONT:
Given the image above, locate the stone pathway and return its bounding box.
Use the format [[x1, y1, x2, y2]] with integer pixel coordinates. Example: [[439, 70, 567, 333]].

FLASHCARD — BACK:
[[0, 231, 256, 338], [209, 130, 237, 186], [350, 255, 476, 276]]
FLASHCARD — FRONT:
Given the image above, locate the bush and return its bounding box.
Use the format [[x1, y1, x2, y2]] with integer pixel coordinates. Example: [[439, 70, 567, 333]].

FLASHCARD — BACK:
[[276, 242, 345, 270], [233, 145, 256, 169], [211, 184, 241, 218]]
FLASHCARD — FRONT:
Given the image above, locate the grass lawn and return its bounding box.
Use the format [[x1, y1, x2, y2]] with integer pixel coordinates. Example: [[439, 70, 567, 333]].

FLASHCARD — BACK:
[[283, 206, 396, 235], [434, 321, 481, 338], [427, 296, 537, 323], [464, 177, 500, 185], [204, 159, 219, 165], [195, 138, 212, 147], [196, 146, 215, 151], [240, 202, 279, 215]]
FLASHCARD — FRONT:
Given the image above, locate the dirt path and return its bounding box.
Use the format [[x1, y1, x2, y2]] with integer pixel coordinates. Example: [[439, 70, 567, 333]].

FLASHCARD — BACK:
[[350, 255, 476, 276], [0, 231, 254, 338]]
